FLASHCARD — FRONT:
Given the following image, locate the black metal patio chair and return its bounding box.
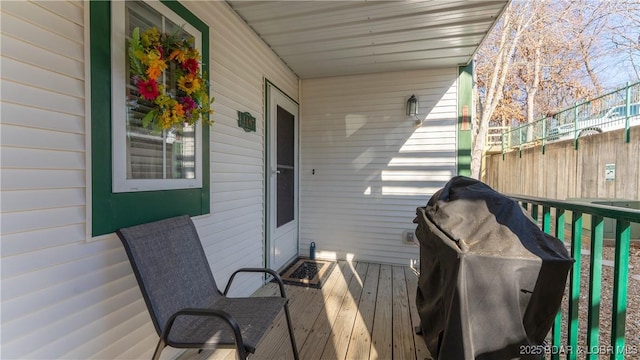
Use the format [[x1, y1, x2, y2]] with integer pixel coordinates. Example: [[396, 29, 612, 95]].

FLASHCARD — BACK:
[[116, 215, 299, 360]]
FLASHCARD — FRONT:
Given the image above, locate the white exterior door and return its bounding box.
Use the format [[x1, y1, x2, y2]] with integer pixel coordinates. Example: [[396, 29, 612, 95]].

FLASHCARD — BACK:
[[267, 83, 299, 271]]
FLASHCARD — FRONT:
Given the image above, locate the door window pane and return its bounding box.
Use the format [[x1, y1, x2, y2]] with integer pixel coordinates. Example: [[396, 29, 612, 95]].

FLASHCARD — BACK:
[[277, 105, 295, 227]]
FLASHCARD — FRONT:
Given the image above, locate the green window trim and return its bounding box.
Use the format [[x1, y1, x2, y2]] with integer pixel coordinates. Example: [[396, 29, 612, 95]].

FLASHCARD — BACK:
[[90, 0, 210, 236]]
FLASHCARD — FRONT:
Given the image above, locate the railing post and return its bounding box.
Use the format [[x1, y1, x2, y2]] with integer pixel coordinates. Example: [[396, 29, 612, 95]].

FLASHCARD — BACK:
[[573, 102, 579, 150], [587, 215, 604, 360], [567, 212, 582, 359], [531, 204, 539, 225], [624, 81, 631, 143], [501, 132, 506, 160], [518, 126, 523, 158], [551, 209, 565, 360], [554, 209, 566, 241], [542, 206, 551, 233], [541, 118, 546, 154], [611, 220, 631, 360]]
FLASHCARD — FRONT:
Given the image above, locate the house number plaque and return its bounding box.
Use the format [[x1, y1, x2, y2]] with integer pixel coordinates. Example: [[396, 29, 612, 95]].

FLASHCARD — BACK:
[[237, 111, 256, 132]]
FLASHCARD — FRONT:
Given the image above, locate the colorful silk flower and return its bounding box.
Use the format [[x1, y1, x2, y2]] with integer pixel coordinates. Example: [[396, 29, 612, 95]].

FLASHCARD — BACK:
[[128, 27, 213, 131]]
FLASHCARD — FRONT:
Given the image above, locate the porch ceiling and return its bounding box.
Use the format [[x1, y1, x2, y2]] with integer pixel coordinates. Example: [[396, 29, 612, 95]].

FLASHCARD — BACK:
[[226, 0, 509, 79]]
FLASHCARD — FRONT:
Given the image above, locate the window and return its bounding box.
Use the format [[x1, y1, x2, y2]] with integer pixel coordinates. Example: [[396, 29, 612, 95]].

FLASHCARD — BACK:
[[112, 0, 202, 192], [90, 0, 210, 236]]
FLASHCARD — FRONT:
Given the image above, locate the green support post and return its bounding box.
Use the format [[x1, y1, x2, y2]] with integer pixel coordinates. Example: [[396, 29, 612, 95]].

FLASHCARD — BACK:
[[568, 212, 582, 360], [587, 215, 604, 360], [457, 63, 473, 176], [611, 220, 631, 360], [531, 204, 539, 225]]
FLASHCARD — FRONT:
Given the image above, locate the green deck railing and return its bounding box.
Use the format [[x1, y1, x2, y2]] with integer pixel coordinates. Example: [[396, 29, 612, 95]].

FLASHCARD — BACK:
[[511, 195, 640, 359], [500, 82, 640, 155]]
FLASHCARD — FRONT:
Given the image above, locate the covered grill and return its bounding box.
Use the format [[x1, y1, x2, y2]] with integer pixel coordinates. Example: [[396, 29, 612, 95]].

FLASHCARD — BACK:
[[414, 177, 573, 359]]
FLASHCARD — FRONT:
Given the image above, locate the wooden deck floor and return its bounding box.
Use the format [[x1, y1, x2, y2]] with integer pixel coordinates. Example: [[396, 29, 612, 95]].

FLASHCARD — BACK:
[[177, 261, 432, 360]]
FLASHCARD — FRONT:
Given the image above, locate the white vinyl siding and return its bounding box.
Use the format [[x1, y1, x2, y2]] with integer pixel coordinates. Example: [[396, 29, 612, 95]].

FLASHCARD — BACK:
[[1, 1, 297, 359], [189, 0, 298, 297], [299, 68, 458, 265]]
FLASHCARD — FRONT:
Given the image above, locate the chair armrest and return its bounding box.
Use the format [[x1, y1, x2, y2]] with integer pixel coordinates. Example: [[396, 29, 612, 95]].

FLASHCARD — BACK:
[[162, 308, 247, 359], [224, 268, 287, 298]]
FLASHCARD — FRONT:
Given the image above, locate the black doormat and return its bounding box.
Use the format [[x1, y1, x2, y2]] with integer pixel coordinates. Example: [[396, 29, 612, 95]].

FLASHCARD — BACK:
[[278, 258, 336, 289]]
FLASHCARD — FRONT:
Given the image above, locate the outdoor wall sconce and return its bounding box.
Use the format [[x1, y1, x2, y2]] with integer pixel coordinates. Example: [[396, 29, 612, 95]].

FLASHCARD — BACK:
[[406, 94, 418, 116], [407, 94, 421, 126]]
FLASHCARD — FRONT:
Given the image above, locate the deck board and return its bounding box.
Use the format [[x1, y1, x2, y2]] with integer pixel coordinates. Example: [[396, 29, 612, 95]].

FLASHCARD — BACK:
[[392, 265, 414, 359], [320, 262, 368, 360], [176, 261, 427, 360], [404, 267, 433, 360], [300, 260, 356, 360], [370, 264, 393, 360], [345, 263, 379, 360]]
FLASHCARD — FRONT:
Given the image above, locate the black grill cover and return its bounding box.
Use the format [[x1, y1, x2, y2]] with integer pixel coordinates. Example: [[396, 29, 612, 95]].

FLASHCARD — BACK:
[[414, 177, 573, 360]]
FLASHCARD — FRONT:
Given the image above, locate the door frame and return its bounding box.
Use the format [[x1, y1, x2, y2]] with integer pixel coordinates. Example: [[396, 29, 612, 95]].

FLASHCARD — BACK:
[[265, 79, 300, 270]]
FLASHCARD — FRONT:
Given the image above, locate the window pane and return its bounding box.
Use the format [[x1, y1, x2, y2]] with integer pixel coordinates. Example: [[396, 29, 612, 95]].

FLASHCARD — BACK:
[[124, 1, 196, 180], [277, 168, 294, 227], [166, 126, 196, 179], [277, 106, 295, 167], [276, 105, 295, 227]]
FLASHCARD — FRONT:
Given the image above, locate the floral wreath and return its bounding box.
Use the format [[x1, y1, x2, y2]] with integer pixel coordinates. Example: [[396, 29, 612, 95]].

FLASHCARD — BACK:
[[128, 27, 213, 131]]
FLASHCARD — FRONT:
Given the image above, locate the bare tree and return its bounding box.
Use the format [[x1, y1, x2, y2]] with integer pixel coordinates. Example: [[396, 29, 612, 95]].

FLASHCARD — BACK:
[[471, 1, 532, 179], [608, 0, 640, 81], [515, 1, 556, 140], [472, 0, 635, 179]]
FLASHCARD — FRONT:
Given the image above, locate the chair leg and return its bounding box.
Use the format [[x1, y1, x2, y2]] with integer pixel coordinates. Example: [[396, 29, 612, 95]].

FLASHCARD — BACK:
[[284, 304, 300, 360], [235, 346, 248, 360], [152, 338, 165, 360]]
